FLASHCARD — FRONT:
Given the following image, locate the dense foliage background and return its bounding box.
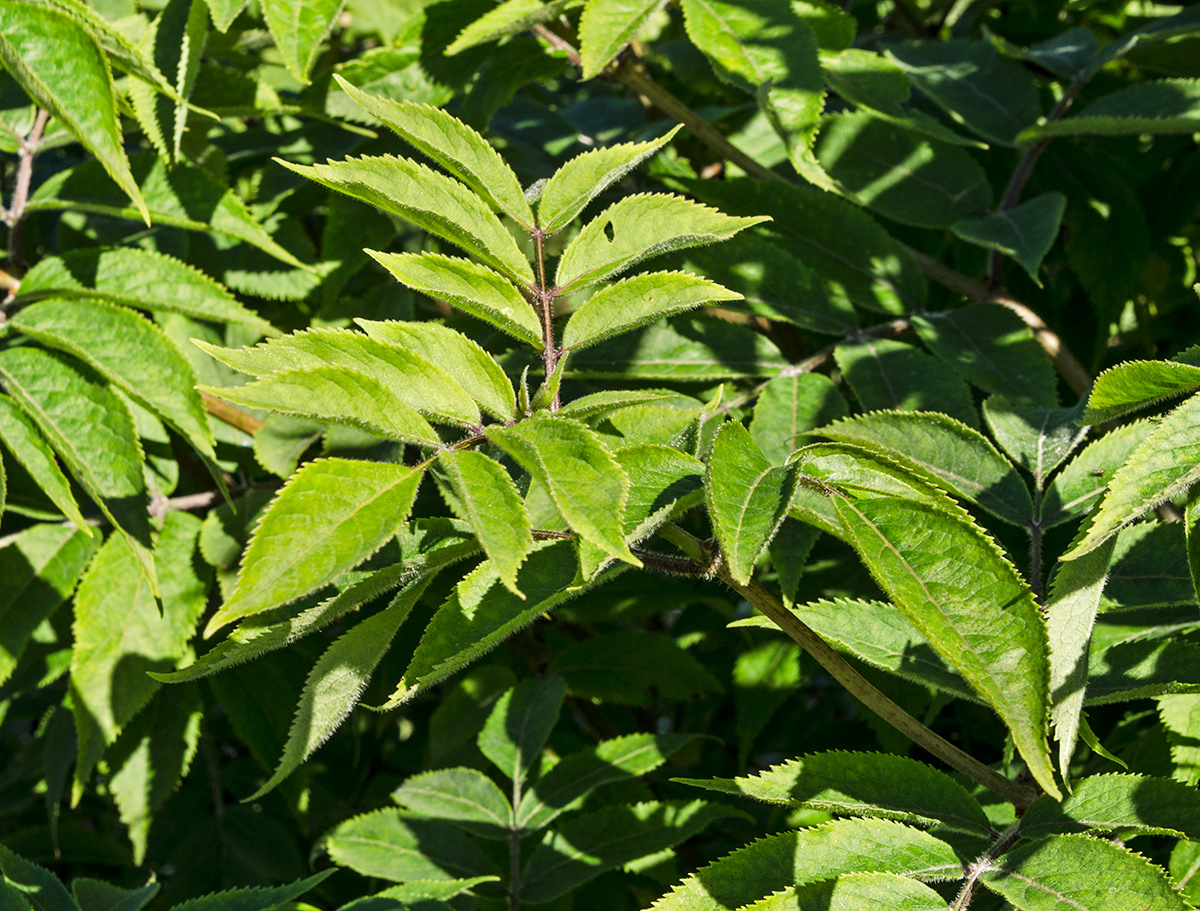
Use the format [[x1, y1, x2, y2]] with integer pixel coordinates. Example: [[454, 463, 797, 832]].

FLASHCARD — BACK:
[[2, 0, 1200, 909]]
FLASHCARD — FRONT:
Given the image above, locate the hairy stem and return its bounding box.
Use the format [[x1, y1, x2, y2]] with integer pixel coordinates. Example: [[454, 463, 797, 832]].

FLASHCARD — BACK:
[[2, 108, 49, 273], [656, 524, 1041, 810], [200, 390, 266, 436]]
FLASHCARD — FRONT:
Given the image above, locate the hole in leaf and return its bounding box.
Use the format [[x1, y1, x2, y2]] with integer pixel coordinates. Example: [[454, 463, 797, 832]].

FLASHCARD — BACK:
[[603, 221, 614, 242]]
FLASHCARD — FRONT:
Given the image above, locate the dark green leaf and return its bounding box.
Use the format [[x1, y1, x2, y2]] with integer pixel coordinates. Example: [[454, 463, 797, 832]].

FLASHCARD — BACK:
[[547, 630, 721, 704], [324, 809, 501, 882], [750, 374, 847, 466], [834, 338, 978, 428], [392, 768, 512, 839], [1020, 79, 1200, 142], [981, 396, 1086, 490], [952, 193, 1067, 284], [477, 676, 565, 784]]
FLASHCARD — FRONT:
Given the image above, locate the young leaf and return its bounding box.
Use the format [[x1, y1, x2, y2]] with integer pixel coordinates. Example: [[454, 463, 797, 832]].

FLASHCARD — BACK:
[[324, 808, 501, 882], [561, 271, 741, 351], [367, 251, 541, 348], [538, 126, 681, 233], [952, 193, 1067, 284], [834, 339, 977, 428], [260, 0, 342, 83], [356, 320, 515, 421], [333, 74, 534, 228], [513, 732, 693, 833], [981, 396, 1086, 490], [1083, 359, 1200, 424], [677, 751, 992, 837], [280, 156, 535, 285], [1019, 78, 1200, 142], [746, 873, 950, 911], [578, 0, 663, 79], [750, 374, 847, 466], [246, 580, 431, 800], [1021, 773, 1200, 842], [437, 450, 532, 595], [393, 768, 512, 840], [555, 194, 769, 293], [1064, 392, 1200, 560], [833, 494, 1058, 798], [0, 2, 148, 223], [205, 458, 424, 636], [547, 630, 721, 704], [0, 395, 87, 531], [557, 389, 678, 420], [706, 421, 797, 584], [0, 348, 156, 595], [649, 818, 962, 911], [445, 0, 584, 55], [488, 416, 638, 564], [478, 676, 566, 784]]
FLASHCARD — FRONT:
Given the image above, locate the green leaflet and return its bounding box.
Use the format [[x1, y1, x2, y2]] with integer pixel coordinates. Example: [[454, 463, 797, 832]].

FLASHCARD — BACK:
[[0, 1, 149, 223], [0, 844, 75, 911], [516, 732, 696, 830], [1020, 78, 1200, 143], [0, 395, 87, 531], [205, 458, 423, 636], [648, 818, 962, 911], [1190, 496, 1200, 607], [489, 415, 638, 564], [367, 251, 541, 348], [990, 26, 1099, 80], [538, 127, 682, 234], [357, 320, 515, 421], [27, 155, 305, 269], [0, 524, 97, 687], [1022, 773, 1200, 841], [617, 443, 705, 540], [73, 878, 159, 911], [706, 422, 796, 584], [1101, 522, 1194, 611], [833, 494, 1058, 798], [810, 410, 1032, 527], [334, 75, 534, 228], [246, 580, 432, 800], [253, 416, 323, 480], [340, 879, 500, 909], [744, 873, 949, 911], [203, 366, 442, 446], [166, 874, 336, 911], [547, 630, 721, 705], [1083, 359, 1200, 424], [477, 676, 565, 784], [1041, 420, 1154, 529], [393, 767, 511, 840], [128, 0, 205, 164], [12, 299, 216, 462], [555, 193, 769, 293], [260, 0, 341, 82], [982, 395, 1086, 491], [816, 113, 992, 229], [677, 751, 992, 837], [521, 801, 743, 904], [70, 513, 207, 797], [561, 271, 741, 351], [578, 0, 663, 78], [981, 834, 1190, 910], [834, 338, 977, 428], [820, 47, 910, 115], [281, 155, 535, 285], [446, 0, 584, 55], [1086, 639, 1200, 705], [1065, 392, 1200, 560], [0, 347, 156, 595], [557, 389, 678, 420], [952, 193, 1067, 284], [202, 0, 247, 31], [888, 39, 1041, 146], [750, 374, 847, 465], [14, 248, 279, 336], [324, 808, 501, 882], [912, 303, 1060, 408], [438, 450, 532, 595]]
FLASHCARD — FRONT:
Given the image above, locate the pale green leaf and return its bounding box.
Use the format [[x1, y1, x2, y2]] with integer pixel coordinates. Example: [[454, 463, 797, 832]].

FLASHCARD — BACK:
[[437, 450, 532, 595], [833, 494, 1058, 798], [333, 74, 534, 227], [261, 0, 341, 82], [677, 750, 992, 836], [392, 767, 511, 839], [706, 421, 796, 584], [981, 834, 1190, 910], [555, 193, 769, 293], [521, 801, 743, 903], [731, 636, 801, 762], [547, 630, 721, 704], [1083, 360, 1200, 424], [0, 395, 87, 531], [811, 410, 1032, 527], [324, 809, 501, 882], [367, 251, 541, 348], [557, 389, 678, 420], [578, 0, 663, 78], [1022, 773, 1200, 841], [538, 126, 681, 233], [168, 871, 335, 911], [1065, 393, 1200, 560], [952, 193, 1067, 284], [834, 339, 978, 428], [516, 732, 696, 831], [14, 248, 279, 337], [649, 818, 962, 911], [793, 0, 855, 50], [488, 415, 638, 564], [561, 271, 741, 351], [1041, 421, 1154, 529], [0, 348, 156, 594], [744, 873, 950, 911], [1020, 78, 1200, 143], [0, 1, 148, 222], [205, 459, 423, 636], [750, 374, 847, 465], [202, 0, 248, 31], [817, 112, 992, 229], [356, 320, 515, 421], [912, 303, 1059, 408], [246, 580, 430, 800], [445, 0, 584, 55], [981, 396, 1086, 490], [477, 676, 565, 784], [280, 155, 534, 285]]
